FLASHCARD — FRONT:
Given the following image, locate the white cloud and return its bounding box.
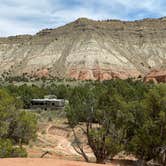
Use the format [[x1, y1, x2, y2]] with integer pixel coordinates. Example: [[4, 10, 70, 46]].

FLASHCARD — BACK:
[[0, 0, 166, 36]]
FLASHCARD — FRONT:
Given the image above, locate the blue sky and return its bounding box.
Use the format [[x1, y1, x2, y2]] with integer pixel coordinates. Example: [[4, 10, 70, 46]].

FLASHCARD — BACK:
[[0, 0, 166, 36]]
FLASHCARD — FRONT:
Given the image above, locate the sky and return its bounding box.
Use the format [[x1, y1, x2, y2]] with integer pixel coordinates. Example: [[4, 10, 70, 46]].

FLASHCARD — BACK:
[[0, 0, 166, 37]]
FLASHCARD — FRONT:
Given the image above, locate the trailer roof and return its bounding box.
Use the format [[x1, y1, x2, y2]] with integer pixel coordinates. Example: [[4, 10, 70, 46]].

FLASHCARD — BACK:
[[31, 99, 64, 102]]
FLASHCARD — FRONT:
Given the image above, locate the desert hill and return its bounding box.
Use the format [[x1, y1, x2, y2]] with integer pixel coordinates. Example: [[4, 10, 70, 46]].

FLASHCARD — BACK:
[[0, 17, 166, 80]]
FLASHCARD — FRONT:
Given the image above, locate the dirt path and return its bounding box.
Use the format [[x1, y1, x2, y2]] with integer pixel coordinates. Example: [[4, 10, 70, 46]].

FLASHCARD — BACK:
[[26, 123, 135, 165], [37, 124, 78, 156], [0, 158, 114, 166]]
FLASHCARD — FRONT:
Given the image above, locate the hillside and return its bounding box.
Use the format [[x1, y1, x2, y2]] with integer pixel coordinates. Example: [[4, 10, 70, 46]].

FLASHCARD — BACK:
[[0, 17, 166, 80]]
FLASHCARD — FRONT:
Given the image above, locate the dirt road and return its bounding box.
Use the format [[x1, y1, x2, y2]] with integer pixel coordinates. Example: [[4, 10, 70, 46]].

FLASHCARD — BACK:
[[0, 158, 114, 166]]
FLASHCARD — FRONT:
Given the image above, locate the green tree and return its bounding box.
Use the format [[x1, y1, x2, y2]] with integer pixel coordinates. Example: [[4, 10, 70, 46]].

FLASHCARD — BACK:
[[127, 84, 166, 165], [66, 85, 125, 164], [0, 88, 37, 157], [8, 111, 37, 145], [0, 139, 27, 158], [0, 89, 17, 138]]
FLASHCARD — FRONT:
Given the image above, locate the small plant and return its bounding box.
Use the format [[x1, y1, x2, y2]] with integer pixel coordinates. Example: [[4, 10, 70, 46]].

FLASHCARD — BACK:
[[41, 130, 46, 135]]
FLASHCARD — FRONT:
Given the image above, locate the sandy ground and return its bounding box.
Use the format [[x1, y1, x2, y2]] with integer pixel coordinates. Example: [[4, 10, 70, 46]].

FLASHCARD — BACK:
[[28, 122, 94, 159], [25, 122, 135, 166], [0, 158, 114, 166]]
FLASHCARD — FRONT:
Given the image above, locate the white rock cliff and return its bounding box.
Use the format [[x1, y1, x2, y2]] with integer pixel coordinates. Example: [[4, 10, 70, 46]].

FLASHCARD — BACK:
[[0, 18, 165, 80]]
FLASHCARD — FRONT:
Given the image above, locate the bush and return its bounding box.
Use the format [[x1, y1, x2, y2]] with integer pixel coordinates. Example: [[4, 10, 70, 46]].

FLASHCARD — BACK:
[[0, 88, 37, 157], [8, 111, 38, 144], [0, 139, 14, 158], [12, 147, 27, 157], [66, 80, 166, 164], [126, 84, 166, 162], [0, 139, 27, 158]]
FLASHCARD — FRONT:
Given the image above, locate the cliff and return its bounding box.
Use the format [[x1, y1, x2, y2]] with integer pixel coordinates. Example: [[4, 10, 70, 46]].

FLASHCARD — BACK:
[[0, 17, 165, 80]]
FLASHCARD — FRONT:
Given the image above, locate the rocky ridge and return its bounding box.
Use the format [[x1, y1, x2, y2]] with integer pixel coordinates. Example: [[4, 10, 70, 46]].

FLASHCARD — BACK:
[[0, 17, 166, 80]]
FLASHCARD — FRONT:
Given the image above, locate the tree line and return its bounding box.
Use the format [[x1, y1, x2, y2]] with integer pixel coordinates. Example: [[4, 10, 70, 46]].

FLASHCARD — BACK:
[[65, 79, 166, 165], [0, 79, 165, 165]]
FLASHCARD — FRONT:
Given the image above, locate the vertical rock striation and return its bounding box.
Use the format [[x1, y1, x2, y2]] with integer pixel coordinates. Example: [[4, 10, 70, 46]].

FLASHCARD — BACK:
[[0, 17, 165, 80]]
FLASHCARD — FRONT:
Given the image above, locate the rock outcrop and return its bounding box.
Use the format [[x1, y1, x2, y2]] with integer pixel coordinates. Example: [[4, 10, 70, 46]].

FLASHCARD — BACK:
[[0, 17, 165, 80], [144, 69, 166, 83]]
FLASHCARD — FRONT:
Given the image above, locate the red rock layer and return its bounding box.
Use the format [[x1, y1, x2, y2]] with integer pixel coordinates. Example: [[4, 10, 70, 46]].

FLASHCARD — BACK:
[[34, 69, 49, 78], [144, 69, 166, 83], [68, 68, 141, 81]]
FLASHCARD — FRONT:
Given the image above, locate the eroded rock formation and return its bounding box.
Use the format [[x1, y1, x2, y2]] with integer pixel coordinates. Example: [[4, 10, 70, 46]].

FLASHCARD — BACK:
[[0, 17, 165, 80], [144, 69, 166, 83]]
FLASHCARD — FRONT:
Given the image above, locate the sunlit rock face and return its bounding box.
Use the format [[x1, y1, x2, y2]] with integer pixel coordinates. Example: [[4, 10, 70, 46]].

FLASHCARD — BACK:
[[0, 17, 165, 80], [144, 69, 166, 83]]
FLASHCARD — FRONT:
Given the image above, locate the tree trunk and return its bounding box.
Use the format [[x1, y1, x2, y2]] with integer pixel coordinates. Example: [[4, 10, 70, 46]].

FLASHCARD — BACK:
[[72, 128, 89, 163], [40, 151, 52, 158], [96, 157, 106, 164]]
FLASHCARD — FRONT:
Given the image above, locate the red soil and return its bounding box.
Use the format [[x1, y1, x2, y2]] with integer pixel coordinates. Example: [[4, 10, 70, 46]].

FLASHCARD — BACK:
[[0, 158, 114, 166]]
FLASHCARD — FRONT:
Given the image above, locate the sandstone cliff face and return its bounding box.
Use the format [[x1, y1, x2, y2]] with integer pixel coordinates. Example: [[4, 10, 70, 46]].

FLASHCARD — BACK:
[[0, 18, 165, 80]]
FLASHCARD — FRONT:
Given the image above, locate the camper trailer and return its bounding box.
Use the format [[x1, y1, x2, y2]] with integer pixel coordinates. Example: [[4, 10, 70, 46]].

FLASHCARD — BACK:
[[30, 95, 68, 110]]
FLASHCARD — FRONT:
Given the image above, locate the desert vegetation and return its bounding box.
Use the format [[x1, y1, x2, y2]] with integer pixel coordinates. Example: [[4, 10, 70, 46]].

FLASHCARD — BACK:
[[0, 89, 37, 157], [0, 79, 165, 165], [65, 80, 166, 165]]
